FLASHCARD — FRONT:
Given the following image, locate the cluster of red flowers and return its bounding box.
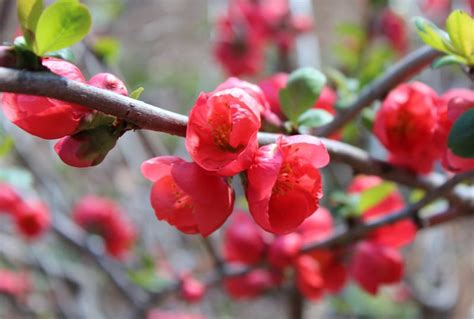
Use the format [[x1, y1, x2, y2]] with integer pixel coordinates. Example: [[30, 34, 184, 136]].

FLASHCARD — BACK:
[[0, 269, 31, 302], [142, 77, 330, 236], [374, 82, 474, 174], [0, 182, 50, 239], [72, 195, 136, 259], [213, 0, 313, 76], [1, 57, 128, 168], [220, 175, 416, 300]]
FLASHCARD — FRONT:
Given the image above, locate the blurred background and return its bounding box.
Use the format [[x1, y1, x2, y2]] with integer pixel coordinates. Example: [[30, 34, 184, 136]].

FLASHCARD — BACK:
[[0, 0, 473, 318]]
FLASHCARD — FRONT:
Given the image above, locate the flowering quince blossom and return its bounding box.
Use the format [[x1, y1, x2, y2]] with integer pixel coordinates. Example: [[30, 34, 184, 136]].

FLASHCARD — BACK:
[[350, 241, 404, 295], [186, 87, 261, 176], [223, 269, 277, 299], [147, 310, 205, 319], [379, 9, 408, 55], [73, 196, 136, 259], [348, 175, 417, 248], [223, 212, 266, 265], [246, 135, 329, 234], [141, 156, 234, 236], [0, 269, 31, 301], [88, 73, 128, 96], [373, 82, 445, 174], [295, 255, 324, 300], [180, 273, 206, 303], [1, 58, 91, 139], [14, 200, 51, 240], [439, 89, 474, 172], [0, 182, 21, 214]]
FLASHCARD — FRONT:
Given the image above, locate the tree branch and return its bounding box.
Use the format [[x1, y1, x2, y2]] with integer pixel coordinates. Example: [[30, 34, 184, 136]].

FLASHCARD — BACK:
[[315, 46, 441, 137]]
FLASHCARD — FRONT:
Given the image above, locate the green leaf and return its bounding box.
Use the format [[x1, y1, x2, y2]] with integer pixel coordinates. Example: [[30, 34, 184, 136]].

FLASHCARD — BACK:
[[432, 54, 467, 68], [279, 67, 326, 122], [297, 109, 334, 128], [35, 0, 92, 55], [446, 10, 474, 62], [0, 136, 13, 157], [357, 182, 396, 213], [130, 87, 144, 100], [414, 17, 454, 54], [93, 36, 120, 64], [448, 109, 474, 158], [17, 0, 44, 49]]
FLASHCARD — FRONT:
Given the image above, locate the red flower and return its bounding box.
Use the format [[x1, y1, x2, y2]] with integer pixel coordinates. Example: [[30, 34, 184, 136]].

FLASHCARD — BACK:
[[268, 233, 302, 268], [186, 88, 261, 176], [0, 269, 31, 301], [88, 73, 128, 96], [350, 241, 403, 295], [180, 274, 206, 303], [14, 200, 50, 239], [246, 135, 329, 234], [1, 58, 91, 139], [440, 89, 474, 172], [224, 269, 275, 299], [223, 212, 266, 265], [373, 82, 444, 174], [73, 196, 136, 258], [141, 156, 234, 236], [147, 310, 205, 319], [214, 77, 281, 126], [0, 182, 21, 214], [295, 255, 324, 300], [297, 207, 334, 243], [348, 175, 416, 248], [380, 9, 408, 55]]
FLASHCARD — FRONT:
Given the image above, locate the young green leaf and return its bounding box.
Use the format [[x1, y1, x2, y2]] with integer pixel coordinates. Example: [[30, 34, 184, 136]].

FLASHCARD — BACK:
[[446, 10, 474, 62], [279, 67, 326, 122], [414, 17, 453, 54], [357, 182, 396, 213], [17, 0, 44, 49], [93, 37, 120, 64], [130, 87, 144, 100], [448, 109, 474, 158], [297, 109, 333, 128], [34, 0, 92, 55], [432, 54, 467, 68], [0, 136, 13, 157]]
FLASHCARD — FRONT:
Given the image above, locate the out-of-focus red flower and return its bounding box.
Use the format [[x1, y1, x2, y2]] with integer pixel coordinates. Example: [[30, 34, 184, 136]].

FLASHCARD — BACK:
[[0, 183, 21, 214], [2, 58, 91, 139], [147, 310, 205, 319], [141, 156, 234, 236], [186, 88, 261, 176], [73, 196, 136, 258], [246, 135, 329, 234], [0, 269, 31, 301], [180, 274, 206, 303], [421, 0, 451, 21], [380, 9, 408, 55], [348, 175, 416, 248], [223, 212, 266, 265], [350, 241, 404, 295], [268, 233, 302, 268], [295, 255, 324, 300], [439, 89, 474, 172], [297, 207, 334, 243], [14, 200, 50, 239], [224, 268, 275, 299], [88, 73, 128, 96], [214, 77, 281, 126], [258, 73, 289, 119], [373, 82, 444, 174]]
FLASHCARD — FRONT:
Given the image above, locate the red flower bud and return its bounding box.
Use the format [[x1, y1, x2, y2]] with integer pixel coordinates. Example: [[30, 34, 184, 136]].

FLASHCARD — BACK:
[[2, 58, 91, 139], [350, 241, 404, 295], [223, 212, 266, 265], [180, 274, 206, 303], [14, 200, 50, 240], [147, 310, 205, 319], [268, 233, 302, 268], [380, 9, 408, 54], [295, 255, 324, 301], [373, 82, 444, 174], [186, 88, 261, 176], [88, 73, 128, 96], [296, 207, 334, 243], [141, 156, 234, 236], [258, 73, 288, 119], [0, 182, 22, 215], [54, 126, 119, 168], [224, 268, 275, 299], [246, 135, 329, 234], [348, 175, 416, 248], [0, 269, 31, 301]]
